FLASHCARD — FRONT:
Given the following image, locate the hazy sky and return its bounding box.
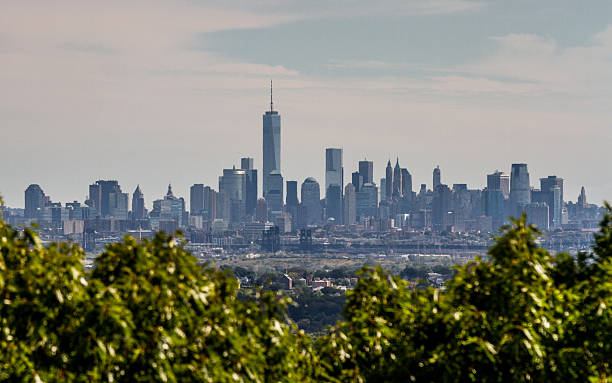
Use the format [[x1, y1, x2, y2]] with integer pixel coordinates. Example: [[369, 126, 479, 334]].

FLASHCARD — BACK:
[[1, 0, 611, 208]]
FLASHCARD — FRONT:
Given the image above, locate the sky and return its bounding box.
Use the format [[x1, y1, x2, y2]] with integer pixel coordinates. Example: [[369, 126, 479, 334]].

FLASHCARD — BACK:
[[1, 0, 611, 209]]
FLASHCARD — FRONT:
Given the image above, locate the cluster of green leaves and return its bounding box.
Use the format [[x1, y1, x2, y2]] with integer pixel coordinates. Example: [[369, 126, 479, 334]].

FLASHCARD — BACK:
[[2, 201, 612, 382], [0, 217, 318, 382], [318, 203, 612, 382]]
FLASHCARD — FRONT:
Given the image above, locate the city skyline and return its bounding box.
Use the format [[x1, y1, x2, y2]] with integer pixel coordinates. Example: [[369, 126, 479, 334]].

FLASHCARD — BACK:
[[1, 1, 612, 207]]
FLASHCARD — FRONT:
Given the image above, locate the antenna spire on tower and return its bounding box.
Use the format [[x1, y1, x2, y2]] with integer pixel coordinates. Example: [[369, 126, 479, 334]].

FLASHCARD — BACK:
[[270, 80, 274, 112]]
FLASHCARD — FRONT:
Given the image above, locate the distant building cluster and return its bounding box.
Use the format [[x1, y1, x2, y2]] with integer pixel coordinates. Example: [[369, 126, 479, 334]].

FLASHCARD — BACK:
[[2, 85, 605, 253]]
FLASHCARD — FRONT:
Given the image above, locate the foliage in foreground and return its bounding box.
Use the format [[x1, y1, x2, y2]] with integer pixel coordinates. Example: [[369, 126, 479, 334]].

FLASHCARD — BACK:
[[1, 203, 612, 382]]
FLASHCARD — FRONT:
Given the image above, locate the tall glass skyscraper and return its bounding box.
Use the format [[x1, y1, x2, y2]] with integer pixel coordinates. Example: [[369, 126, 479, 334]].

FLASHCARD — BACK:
[[263, 82, 281, 199], [510, 163, 531, 215]]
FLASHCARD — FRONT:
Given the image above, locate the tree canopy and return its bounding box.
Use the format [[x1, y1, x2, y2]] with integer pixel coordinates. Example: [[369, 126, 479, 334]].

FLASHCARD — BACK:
[[1, 202, 612, 382]]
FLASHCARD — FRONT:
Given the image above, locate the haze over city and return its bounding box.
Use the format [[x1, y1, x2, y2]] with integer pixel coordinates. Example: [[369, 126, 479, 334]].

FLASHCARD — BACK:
[[2, 0, 611, 208]]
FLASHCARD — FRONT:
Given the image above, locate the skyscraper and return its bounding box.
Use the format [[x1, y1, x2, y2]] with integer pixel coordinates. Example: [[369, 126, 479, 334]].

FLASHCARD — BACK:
[[190, 184, 204, 217], [385, 160, 393, 201], [351, 171, 362, 193], [510, 163, 531, 214], [301, 177, 322, 226], [266, 171, 284, 215], [241, 157, 258, 216], [433, 166, 441, 190], [344, 183, 356, 226], [263, 81, 281, 198], [286, 181, 298, 208], [24, 184, 45, 219], [91, 180, 127, 219], [358, 159, 374, 185], [401, 168, 412, 198], [219, 166, 247, 223], [487, 171, 510, 199], [131, 185, 146, 219], [540, 176, 563, 228], [325, 148, 343, 223], [392, 158, 402, 198], [325, 148, 343, 195]]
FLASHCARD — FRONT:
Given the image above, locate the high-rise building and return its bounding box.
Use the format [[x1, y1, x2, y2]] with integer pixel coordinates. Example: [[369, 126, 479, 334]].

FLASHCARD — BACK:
[[351, 171, 362, 193], [151, 184, 185, 230], [356, 183, 378, 220], [263, 82, 281, 199], [325, 148, 343, 224], [401, 168, 412, 198], [190, 184, 205, 217], [90, 180, 127, 219], [433, 166, 441, 190], [326, 184, 343, 224], [510, 163, 531, 215], [24, 184, 45, 218], [432, 184, 452, 231], [358, 159, 374, 185], [266, 171, 284, 215], [392, 158, 402, 198], [87, 183, 101, 216], [487, 171, 510, 199], [131, 185, 146, 219], [286, 181, 298, 208], [380, 178, 387, 202], [343, 183, 356, 226], [385, 160, 393, 201], [301, 177, 322, 226], [540, 176, 563, 227], [241, 157, 258, 216], [325, 148, 343, 192], [578, 186, 587, 207], [219, 166, 247, 224], [527, 202, 550, 231], [255, 198, 268, 223]]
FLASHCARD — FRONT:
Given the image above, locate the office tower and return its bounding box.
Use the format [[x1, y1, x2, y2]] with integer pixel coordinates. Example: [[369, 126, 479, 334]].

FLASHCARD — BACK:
[[286, 181, 298, 208], [219, 166, 247, 223], [385, 160, 393, 201], [131, 185, 146, 219], [432, 184, 452, 231], [90, 180, 127, 218], [578, 186, 587, 207], [358, 159, 374, 185], [301, 177, 322, 226], [351, 171, 362, 193], [203, 186, 217, 221], [487, 171, 510, 199], [263, 81, 281, 198], [356, 183, 379, 220], [87, 183, 101, 216], [241, 157, 258, 216], [256, 198, 268, 223], [510, 163, 531, 214], [540, 176, 563, 227], [344, 183, 356, 225], [527, 202, 550, 231], [190, 184, 204, 216], [401, 168, 412, 198], [540, 176, 563, 205], [151, 184, 185, 230], [392, 158, 402, 198], [483, 189, 504, 227], [325, 148, 343, 223], [380, 178, 387, 201], [24, 184, 45, 218], [433, 166, 441, 190], [326, 184, 343, 224], [266, 171, 284, 215], [325, 148, 343, 194]]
